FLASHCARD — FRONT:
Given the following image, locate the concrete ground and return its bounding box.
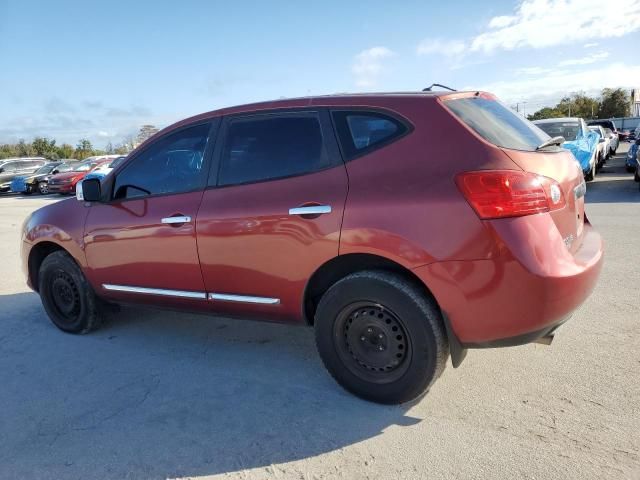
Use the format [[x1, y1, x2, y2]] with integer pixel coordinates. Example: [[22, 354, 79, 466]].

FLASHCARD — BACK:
[[0, 145, 638, 480]]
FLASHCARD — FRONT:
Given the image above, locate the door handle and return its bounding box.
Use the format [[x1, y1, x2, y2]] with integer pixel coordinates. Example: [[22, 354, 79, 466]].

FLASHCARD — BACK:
[[161, 215, 192, 225], [288, 205, 332, 216]]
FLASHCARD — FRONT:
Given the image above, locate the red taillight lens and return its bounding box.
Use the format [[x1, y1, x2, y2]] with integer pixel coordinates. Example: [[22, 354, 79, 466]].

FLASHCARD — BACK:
[[455, 170, 566, 219]]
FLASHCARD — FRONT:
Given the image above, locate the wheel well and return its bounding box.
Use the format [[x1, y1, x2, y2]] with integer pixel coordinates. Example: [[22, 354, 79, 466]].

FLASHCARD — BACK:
[[28, 242, 65, 292], [303, 253, 436, 325]]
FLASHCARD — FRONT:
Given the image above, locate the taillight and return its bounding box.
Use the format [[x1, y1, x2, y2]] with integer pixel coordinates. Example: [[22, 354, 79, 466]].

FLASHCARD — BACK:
[[455, 170, 566, 219]]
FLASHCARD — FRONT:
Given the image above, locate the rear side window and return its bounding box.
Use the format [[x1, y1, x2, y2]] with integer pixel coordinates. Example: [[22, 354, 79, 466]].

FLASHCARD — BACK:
[[332, 111, 409, 160], [218, 113, 331, 187], [445, 97, 550, 152]]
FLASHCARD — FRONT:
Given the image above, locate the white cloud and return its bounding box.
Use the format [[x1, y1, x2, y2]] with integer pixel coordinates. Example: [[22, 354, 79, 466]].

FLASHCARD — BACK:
[[468, 62, 640, 103], [583, 42, 599, 48], [515, 66, 552, 75], [470, 0, 640, 53], [351, 47, 395, 88], [97, 131, 111, 138], [558, 51, 610, 66], [416, 38, 466, 56]]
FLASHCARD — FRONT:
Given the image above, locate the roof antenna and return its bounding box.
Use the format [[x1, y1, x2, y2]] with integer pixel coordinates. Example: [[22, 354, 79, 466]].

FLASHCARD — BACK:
[[423, 83, 457, 92]]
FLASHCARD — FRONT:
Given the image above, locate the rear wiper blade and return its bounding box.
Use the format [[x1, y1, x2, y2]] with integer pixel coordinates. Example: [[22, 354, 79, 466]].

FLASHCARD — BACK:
[[536, 136, 565, 150]]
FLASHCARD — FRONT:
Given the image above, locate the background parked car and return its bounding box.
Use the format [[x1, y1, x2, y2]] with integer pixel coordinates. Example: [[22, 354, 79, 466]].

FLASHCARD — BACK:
[[604, 127, 619, 155], [588, 125, 609, 168], [10, 162, 73, 194], [47, 157, 114, 194], [628, 139, 639, 176], [0, 157, 47, 192], [533, 118, 599, 180], [76, 156, 127, 199]]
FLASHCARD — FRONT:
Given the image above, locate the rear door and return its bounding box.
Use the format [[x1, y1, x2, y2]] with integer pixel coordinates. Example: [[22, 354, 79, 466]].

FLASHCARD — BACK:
[[196, 109, 348, 322]]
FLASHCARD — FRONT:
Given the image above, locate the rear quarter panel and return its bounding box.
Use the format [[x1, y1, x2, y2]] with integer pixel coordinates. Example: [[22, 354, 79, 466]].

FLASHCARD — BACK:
[[339, 97, 513, 267]]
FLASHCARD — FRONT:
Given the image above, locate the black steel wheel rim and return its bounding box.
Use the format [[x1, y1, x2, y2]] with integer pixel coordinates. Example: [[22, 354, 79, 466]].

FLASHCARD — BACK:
[[49, 270, 81, 323], [333, 302, 411, 384]]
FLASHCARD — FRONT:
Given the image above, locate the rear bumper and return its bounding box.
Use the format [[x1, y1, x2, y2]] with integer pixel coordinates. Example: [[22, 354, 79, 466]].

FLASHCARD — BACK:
[[413, 219, 603, 346]]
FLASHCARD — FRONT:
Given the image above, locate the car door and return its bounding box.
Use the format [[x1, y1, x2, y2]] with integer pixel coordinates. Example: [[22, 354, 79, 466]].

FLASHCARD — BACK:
[[196, 109, 348, 322], [83, 120, 218, 308]]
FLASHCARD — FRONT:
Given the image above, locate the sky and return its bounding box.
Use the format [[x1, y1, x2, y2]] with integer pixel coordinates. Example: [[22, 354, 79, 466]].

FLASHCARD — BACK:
[[1, 0, 639, 148]]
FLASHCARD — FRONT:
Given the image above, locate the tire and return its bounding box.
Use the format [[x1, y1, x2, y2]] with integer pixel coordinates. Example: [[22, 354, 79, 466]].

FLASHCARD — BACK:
[[585, 161, 595, 182], [627, 166, 636, 173], [38, 182, 49, 195], [314, 270, 449, 404], [38, 250, 102, 334], [634, 169, 640, 183]]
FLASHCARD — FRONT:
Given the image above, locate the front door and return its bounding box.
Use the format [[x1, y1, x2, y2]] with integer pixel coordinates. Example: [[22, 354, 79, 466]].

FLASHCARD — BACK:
[[84, 121, 217, 308], [196, 110, 348, 322]]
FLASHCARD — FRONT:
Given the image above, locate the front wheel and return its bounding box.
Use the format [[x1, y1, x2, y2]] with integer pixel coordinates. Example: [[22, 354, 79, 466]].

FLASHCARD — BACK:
[[585, 161, 596, 182], [38, 182, 49, 195], [314, 271, 448, 404], [635, 169, 640, 183], [38, 251, 102, 334]]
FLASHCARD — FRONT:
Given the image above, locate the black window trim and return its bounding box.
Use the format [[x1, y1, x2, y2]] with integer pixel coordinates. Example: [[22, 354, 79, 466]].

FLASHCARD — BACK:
[[207, 108, 343, 190], [102, 118, 219, 204], [329, 107, 414, 162]]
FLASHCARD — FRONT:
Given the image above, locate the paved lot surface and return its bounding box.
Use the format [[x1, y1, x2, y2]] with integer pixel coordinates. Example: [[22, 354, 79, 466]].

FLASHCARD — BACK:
[[0, 146, 639, 480]]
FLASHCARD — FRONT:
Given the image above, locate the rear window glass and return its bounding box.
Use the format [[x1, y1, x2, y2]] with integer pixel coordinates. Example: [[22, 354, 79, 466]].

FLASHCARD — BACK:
[[535, 122, 579, 141], [445, 97, 550, 152]]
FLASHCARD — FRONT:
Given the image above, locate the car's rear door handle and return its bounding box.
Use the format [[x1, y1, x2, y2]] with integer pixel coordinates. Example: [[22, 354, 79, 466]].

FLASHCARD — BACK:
[[288, 205, 332, 216], [161, 215, 192, 225]]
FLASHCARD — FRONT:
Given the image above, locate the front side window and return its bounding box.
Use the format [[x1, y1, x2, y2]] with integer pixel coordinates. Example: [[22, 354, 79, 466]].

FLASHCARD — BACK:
[[114, 123, 210, 199], [218, 113, 330, 187], [332, 111, 409, 159]]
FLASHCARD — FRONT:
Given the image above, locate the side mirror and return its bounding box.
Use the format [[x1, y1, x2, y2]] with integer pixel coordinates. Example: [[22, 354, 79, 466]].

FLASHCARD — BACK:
[[77, 178, 101, 202], [599, 138, 604, 143], [52, 169, 59, 174]]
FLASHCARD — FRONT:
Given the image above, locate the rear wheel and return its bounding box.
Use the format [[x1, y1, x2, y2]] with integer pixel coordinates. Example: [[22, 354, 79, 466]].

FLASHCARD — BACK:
[[38, 251, 102, 334], [635, 169, 640, 183], [314, 270, 448, 404]]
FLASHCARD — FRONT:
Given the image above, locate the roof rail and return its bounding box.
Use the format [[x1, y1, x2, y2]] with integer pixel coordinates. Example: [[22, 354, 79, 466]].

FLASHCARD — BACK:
[[422, 83, 457, 92]]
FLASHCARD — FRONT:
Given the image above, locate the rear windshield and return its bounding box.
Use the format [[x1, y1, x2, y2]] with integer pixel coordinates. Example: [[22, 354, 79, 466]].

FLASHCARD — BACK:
[[445, 97, 550, 152], [535, 121, 579, 141]]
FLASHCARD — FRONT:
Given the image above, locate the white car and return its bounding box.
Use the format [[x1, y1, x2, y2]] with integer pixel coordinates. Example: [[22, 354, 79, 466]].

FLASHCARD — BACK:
[[588, 125, 609, 166], [603, 128, 619, 156]]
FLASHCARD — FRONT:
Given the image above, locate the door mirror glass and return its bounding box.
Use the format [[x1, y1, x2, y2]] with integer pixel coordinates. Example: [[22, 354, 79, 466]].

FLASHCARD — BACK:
[[79, 178, 101, 202]]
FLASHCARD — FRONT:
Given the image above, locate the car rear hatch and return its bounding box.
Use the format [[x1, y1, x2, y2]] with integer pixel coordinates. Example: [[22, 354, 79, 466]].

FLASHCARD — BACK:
[[441, 92, 587, 254]]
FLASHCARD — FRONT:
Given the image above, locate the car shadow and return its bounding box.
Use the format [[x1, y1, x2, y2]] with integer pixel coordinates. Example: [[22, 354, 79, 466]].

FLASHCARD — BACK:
[[0, 292, 422, 480]]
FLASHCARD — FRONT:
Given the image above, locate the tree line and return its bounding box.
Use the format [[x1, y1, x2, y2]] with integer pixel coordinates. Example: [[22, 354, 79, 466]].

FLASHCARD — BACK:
[[0, 124, 159, 161], [527, 88, 631, 121]]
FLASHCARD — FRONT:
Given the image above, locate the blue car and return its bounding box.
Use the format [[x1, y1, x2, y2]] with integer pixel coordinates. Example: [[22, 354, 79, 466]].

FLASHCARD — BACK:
[[628, 139, 640, 180], [533, 118, 599, 181]]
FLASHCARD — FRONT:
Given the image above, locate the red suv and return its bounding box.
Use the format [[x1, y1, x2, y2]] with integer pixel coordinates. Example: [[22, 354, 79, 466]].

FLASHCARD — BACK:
[[21, 92, 603, 404]]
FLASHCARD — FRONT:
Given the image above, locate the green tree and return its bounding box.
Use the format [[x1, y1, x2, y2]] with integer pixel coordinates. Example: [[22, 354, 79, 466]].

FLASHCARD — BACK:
[[557, 93, 600, 119], [32, 137, 58, 159], [74, 138, 94, 160], [0, 143, 18, 160], [16, 139, 34, 157], [598, 88, 629, 118], [527, 107, 565, 121], [136, 124, 158, 145], [56, 143, 75, 159]]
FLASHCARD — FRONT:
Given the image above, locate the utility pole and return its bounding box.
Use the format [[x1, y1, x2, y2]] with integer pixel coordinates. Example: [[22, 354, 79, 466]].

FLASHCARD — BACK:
[[522, 101, 527, 117]]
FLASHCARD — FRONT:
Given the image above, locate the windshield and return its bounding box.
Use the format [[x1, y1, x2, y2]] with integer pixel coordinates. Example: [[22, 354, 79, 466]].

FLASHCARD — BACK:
[[535, 121, 579, 141], [588, 127, 602, 137], [444, 96, 549, 151], [34, 164, 56, 175], [73, 161, 97, 172]]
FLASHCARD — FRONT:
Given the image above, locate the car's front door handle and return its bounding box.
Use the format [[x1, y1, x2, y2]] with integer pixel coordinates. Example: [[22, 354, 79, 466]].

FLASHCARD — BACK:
[[288, 205, 332, 216], [161, 215, 192, 225]]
